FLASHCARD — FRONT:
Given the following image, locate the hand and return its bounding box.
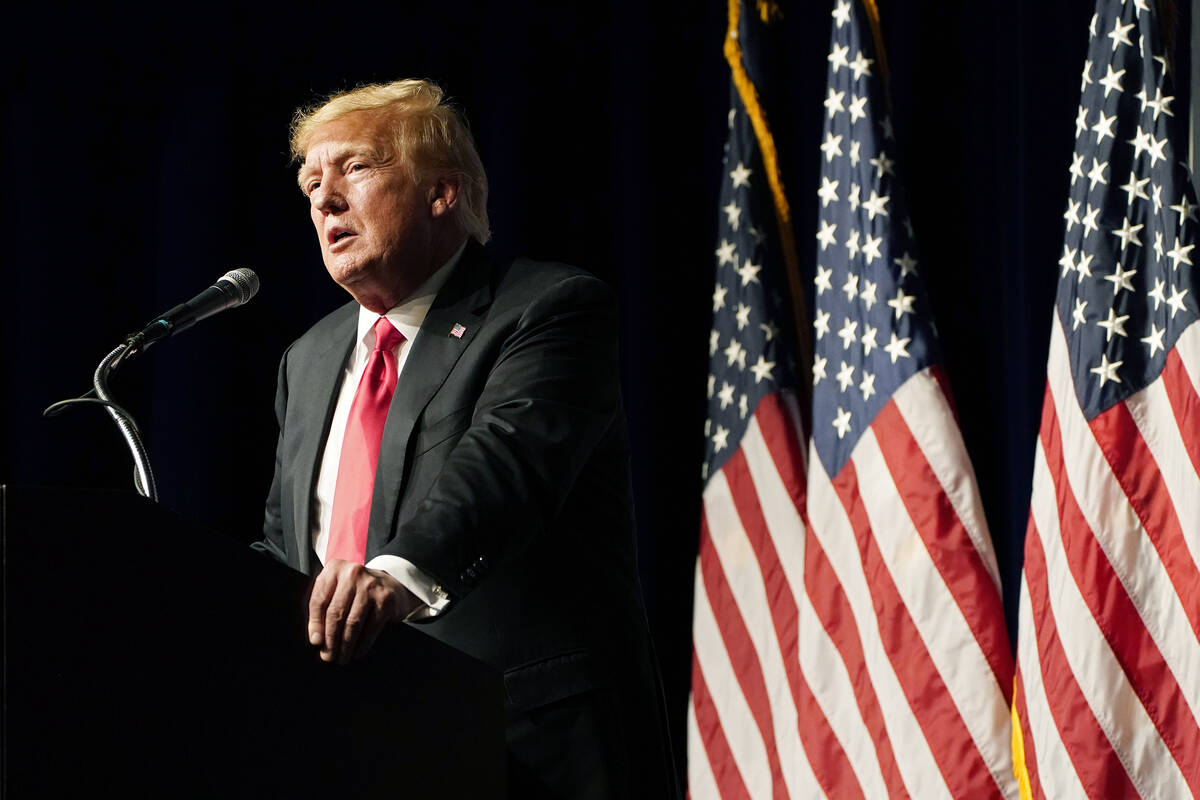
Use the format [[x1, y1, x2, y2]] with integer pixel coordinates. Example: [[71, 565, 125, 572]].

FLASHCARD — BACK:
[[307, 559, 421, 664]]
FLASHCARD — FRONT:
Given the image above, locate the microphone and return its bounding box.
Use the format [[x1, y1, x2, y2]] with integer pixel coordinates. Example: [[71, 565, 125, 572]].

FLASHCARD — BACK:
[[125, 268, 260, 350]]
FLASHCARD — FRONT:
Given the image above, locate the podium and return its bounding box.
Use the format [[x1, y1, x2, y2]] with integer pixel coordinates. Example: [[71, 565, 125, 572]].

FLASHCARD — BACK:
[[1, 485, 505, 797]]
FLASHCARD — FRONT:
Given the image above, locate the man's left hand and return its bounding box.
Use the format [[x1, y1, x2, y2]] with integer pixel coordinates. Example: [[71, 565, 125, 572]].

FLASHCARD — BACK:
[[307, 559, 421, 664]]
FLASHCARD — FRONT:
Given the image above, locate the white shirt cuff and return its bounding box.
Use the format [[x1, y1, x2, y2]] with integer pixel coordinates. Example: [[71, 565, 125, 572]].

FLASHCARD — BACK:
[[367, 554, 452, 618]]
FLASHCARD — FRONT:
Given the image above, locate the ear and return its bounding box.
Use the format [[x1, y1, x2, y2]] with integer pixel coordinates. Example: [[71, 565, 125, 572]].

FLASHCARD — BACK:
[[429, 174, 461, 220]]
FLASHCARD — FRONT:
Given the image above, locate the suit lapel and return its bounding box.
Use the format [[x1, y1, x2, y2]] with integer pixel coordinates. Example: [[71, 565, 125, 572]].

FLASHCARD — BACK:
[[367, 247, 493, 555], [292, 304, 357, 574]]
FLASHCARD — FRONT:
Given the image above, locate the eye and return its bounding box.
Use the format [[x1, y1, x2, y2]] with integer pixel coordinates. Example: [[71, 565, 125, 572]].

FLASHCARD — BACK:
[[349, 162, 369, 173], [305, 180, 321, 197]]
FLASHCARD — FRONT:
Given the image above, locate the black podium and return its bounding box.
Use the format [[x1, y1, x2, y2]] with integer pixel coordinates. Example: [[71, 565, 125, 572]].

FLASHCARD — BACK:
[[1, 485, 505, 797]]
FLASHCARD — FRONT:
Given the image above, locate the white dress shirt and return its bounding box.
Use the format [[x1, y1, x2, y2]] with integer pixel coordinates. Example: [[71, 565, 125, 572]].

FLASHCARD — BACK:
[[311, 242, 467, 615]]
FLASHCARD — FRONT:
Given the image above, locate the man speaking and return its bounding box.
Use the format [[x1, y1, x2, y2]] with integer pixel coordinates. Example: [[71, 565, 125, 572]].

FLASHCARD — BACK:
[[254, 79, 677, 797]]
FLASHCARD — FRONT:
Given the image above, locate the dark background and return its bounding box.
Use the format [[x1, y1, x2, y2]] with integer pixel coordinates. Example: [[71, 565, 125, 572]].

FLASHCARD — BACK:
[[3, 0, 1193, 783]]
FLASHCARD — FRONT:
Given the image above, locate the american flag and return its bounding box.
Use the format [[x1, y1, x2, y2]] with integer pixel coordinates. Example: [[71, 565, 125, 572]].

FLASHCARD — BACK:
[[688, 1, 1016, 797], [1011, 1, 1200, 797]]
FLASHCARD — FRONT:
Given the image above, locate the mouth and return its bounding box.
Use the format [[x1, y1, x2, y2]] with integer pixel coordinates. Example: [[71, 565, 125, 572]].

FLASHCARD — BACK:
[[327, 226, 357, 247]]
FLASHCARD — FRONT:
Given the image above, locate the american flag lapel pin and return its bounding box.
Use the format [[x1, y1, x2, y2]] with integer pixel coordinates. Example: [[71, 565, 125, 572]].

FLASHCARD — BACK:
[[450, 323, 467, 339]]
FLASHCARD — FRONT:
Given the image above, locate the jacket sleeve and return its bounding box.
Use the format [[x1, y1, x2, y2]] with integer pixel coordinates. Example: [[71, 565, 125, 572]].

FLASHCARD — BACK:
[[381, 273, 623, 599], [253, 348, 291, 565]]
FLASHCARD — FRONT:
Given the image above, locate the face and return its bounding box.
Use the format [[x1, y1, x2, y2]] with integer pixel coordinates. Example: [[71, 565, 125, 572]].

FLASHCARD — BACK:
[[299, 114, 438, 311]]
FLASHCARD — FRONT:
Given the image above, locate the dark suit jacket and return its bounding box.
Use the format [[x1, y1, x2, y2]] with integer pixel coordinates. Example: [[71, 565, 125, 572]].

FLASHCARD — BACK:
[[256, 245, 675, 793]]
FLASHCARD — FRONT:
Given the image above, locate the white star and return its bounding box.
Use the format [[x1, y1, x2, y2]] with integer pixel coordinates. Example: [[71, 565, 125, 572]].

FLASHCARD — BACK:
[[736, 259, 762, 285], [1108, 17, 1134, 51], [895, 251, 918, 276], [1099, 64, 1125, 96], [812, 354, 828, 384], [1167, 237, 1195, 270], [862, 190, 890, 220], [1154, 54, 1169, 75], [884, 332, 911, 364], [1111, 217, 1144, 250], [1152, 183, 1164, 213], [1145, 87, 1174, 120], [1063, 198, 1081, 231], [1103, 263, 1137, 295], [1128, 126, 1151, 159], [724, 338, 746, 369], [1092, 109, 1116, 144], [887, 287, 915, 319], [739, 393, 749, 420], [1081, 59, 1094, 92], [847, 183, 861, 211], [1075, 106, 1089, 138], [1087, 158, 1108, 190], [717, 381, 735, 409], [880, 115, 895, 140], [832, 407, 852, 439], [1072, 297, 1088, 330], [818, 176, 840, 207], [1090, 353, 1122, 386], [1171, 196, 1198, 226], [861, 234, 883, 264], [1069, 152, 1085, 185], [1089, 12, 1098, 37], [849, 140, 861, 166], [1075, 251, 1094, 282], [715, 239, 737, 266], [1136, 86, 1148, 113], [1149, 277, 1166, 309], [849, 51, 873, 80], [712, 284, 727, 311], [848, 95, 868, 124], [727, 108, 736, 128], [729, 162, 752, 188], [845, 229, 861, 260], [706, 375, 714, 399], [835, 361, 855, 392], [1096, 307, 1130, 341], [735, 302, 752, 330], [712, 424, 730, 452], [860, 279, 878, 310], [861, 323, 878, 354], [1133, 0, 1150, 15], [1167, 286, 1190, 318], [1146, 133, 1167, 167], [859, 371, 876, 401], [816, 220, 838, 250], [1154, 232, 1165, 262], [814, 265, 833, 295], [814, 309, 831, 339], [1120, 173, 1150, 206], [709, 329, 720, 355], [827, 42, 850, 72], [1142, 324, 1166, 357], [824, 87, 846, 118], [869, 151, 894, 178], [832, 0, 851, 28], [750, 355, 775, 384], [842, 272, 859, 301], [1081, 204, 1101, 236], [749, 225, 766, 246], [723, 201, 742, 230], [820, 131, 844, 162], [838, 317, 858, 350], [760, 321, 777, 341], [1058, 244, 1077, 277]]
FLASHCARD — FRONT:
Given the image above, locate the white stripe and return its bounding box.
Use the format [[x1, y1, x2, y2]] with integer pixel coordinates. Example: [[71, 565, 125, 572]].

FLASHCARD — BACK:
[[807, 448, 953, 800], [691, 559, 774, 799], [703, 470, 822, 799], [850, 427, 1014, 796], [742, 416, 886, 798], [1028, 416, 1191, 798], [687, 698, 722, 800], [892, 368, 1003, 589], [1014, 560, 1089, 800], [1170, 320, 1200, 399]]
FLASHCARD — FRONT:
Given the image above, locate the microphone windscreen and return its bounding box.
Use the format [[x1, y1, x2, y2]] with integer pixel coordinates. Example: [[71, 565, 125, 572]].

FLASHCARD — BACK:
[[219, 268, 260, 305]]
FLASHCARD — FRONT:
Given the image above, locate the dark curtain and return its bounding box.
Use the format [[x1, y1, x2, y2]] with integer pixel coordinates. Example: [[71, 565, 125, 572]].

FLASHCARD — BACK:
[[3, 0, 1190, 782]]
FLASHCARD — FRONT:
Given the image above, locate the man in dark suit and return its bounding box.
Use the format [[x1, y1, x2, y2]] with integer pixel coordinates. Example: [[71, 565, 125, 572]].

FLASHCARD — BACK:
[[255, 79, 677, 797]]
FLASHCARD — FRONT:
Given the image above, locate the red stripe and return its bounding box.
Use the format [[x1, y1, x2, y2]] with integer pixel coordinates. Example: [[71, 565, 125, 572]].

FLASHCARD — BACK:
[[830, 459, 1003, 799], [758, 401, 912, 799], [871, 399, 1015, 698], [690, 656, 752, 800], [1019, 507, 1137, 799], [755, 392, 809, 514], [1012, 673, 1045, 800], [1161, 348, 1200, 479], [698, 516, 791, 799], [724, 443, 863, 799], [1044, 392, 1200, 792]]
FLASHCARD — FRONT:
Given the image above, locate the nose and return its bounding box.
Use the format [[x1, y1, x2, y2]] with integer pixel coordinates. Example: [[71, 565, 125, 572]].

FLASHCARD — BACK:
[[310, 176, 347, 215]]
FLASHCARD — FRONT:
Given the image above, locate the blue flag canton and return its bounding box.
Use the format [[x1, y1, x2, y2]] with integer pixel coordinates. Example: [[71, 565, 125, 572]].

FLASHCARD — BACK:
[[811, 0, 939, 477], [702, 84, 798, 483], [1060, 0, 1199, 419]]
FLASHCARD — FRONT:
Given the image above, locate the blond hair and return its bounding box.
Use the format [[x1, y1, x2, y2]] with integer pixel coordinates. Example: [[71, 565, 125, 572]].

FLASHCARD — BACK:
[[291, 79, 491, 244]]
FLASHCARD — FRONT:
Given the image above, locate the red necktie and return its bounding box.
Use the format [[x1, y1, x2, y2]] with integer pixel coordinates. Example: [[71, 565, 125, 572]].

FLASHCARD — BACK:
[[327, 317, 405, 564]]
